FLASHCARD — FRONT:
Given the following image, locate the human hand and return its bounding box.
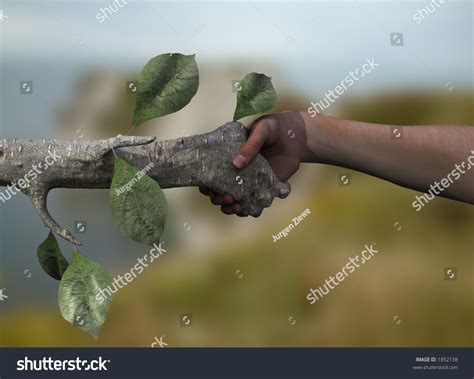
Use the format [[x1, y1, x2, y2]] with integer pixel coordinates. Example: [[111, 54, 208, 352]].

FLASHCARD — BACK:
[[199, 111, 309, 216]]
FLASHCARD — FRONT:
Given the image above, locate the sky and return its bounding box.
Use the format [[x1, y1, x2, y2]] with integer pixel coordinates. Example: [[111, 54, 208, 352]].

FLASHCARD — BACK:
[[1, 0, 472, 95]]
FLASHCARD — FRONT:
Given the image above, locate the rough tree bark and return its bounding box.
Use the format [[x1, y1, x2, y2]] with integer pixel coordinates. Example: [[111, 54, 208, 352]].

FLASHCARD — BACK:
[[0, 122, 291, 245]]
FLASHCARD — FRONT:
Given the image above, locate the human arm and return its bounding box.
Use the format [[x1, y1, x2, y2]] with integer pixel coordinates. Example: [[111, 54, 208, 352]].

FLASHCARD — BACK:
[[200, 111, 474, 215]]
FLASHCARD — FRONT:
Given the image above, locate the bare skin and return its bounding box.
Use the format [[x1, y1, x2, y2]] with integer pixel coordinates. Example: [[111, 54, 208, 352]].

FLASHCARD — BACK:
[[200, 111, 474, 216]]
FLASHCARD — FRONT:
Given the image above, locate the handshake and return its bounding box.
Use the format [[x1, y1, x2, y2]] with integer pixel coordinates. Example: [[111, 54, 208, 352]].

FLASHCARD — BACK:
[[199, 111, 474, 214]]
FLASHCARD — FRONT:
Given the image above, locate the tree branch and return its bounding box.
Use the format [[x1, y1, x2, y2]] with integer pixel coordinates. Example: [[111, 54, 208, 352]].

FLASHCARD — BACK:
[[0, 122, 290, 244]]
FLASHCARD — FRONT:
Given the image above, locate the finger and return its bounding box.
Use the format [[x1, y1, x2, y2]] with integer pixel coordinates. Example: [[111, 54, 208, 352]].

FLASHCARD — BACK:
[[210, 194, 234, 206], [199, 186, 216, 197], [236, 209, 249, 217], [250, 209, 263, 218], [232, 122, 269, 169], [221, 203, 242, 215]]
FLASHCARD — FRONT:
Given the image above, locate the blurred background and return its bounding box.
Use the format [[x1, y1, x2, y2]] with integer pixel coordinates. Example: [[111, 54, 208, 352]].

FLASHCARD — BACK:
[[0, 0, 472, 347]]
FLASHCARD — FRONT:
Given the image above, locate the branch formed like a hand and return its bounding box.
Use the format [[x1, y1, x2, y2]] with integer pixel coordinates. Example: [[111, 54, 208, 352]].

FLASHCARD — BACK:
[[199, 112, 309, 216]]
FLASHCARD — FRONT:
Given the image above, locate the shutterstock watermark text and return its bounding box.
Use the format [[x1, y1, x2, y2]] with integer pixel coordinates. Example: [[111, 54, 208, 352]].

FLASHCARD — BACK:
[[412, 151, 474, 211], [307, 58, 379, 116], [307, 243, 380, 304]]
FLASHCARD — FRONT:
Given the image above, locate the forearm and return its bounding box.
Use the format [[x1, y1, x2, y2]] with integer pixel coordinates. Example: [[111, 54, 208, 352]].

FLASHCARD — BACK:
[[300, 112, 474, 204]]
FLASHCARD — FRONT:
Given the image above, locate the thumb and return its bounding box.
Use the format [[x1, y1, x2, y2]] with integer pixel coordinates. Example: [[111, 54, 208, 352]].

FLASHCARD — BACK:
[[232, 124, 269, 169]]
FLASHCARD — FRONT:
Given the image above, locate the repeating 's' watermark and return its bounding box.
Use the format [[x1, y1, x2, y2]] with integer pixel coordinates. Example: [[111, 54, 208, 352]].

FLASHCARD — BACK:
[[412, 151, 474, 211], [307, 58, 379, 116], [95, 242, 167, 303], [307, 243, 380, 304]]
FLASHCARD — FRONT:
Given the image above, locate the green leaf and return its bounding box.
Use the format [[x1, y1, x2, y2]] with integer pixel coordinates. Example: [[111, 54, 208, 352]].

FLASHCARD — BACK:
[[109, 157, 167, 245], [37, 232, 69, 280], [233, 73, 277, 121], [58, 250, 112, 340], [132, 53, 199, 126]]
